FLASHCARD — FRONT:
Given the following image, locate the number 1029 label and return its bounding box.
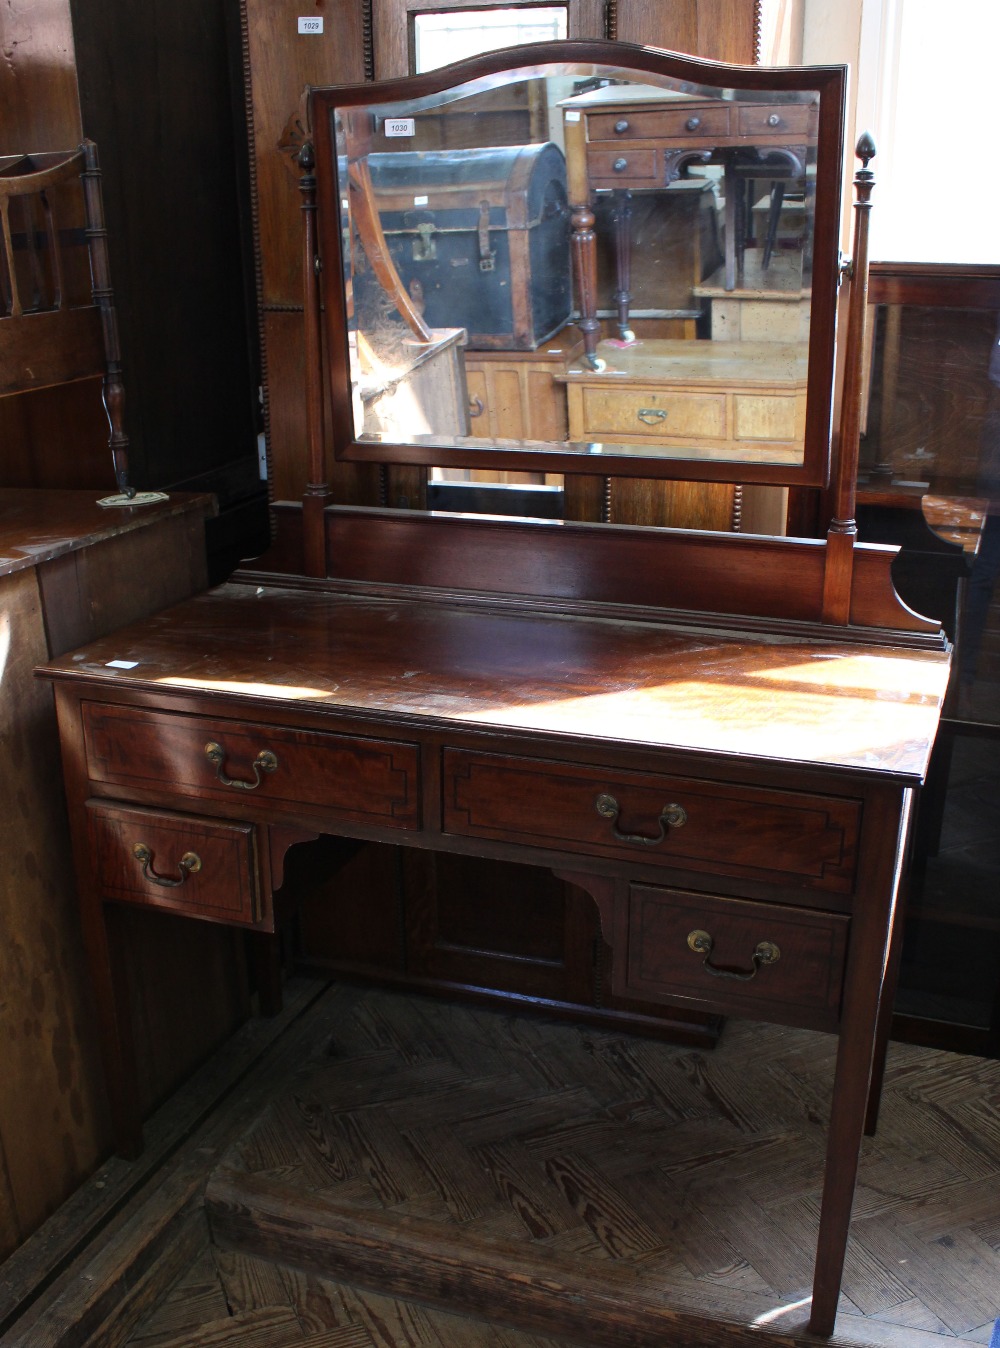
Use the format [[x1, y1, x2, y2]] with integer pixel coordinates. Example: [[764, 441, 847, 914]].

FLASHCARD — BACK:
[[297, 16, 323, 33]]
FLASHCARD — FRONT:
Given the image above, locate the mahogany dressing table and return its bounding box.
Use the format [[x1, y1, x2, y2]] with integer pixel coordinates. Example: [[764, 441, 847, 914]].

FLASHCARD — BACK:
[[38, 42, 952, 1341]]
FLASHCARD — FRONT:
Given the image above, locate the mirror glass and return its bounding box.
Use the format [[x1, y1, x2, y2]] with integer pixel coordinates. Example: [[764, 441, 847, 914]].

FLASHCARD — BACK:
[[314, 51, 842, 484]]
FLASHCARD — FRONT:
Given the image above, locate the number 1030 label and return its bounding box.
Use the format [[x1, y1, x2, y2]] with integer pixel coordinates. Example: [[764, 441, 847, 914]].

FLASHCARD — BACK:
[[297, 16, 323, 33]]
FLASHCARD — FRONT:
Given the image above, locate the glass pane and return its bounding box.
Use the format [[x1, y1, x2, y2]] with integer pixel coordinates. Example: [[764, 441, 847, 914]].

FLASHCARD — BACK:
[[413, 8, 568, 74], [330, 62, 822, 472]]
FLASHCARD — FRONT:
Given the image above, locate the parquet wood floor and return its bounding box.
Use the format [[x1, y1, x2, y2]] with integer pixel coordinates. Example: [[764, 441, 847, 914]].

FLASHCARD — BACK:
[[5, 980, 999, 1347], [203, 984, 1000, 1348]]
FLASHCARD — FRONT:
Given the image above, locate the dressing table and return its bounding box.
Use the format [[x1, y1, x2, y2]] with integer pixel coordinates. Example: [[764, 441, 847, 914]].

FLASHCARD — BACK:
[[38, 42, 951, 1340]]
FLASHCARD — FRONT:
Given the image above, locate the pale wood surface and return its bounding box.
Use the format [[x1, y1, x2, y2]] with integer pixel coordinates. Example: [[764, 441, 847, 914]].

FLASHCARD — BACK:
[[565, 340, 808, 387], [41, 582, 950, 781]]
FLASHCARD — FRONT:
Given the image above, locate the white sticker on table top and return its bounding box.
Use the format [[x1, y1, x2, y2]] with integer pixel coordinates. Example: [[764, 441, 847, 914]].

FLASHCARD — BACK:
[[385, 117, 416, 137], [414, 194, 429, 206], [565, 110, 581, 122], [106, 659, 139, 669], [297, 15, 323, 34]]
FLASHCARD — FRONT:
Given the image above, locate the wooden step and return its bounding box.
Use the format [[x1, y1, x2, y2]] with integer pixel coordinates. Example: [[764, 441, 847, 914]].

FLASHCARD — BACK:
[[204, 985, 1000, 1348]]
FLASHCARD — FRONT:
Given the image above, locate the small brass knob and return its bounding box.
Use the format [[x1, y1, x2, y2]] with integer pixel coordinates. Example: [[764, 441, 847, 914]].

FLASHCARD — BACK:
[[614, 118, 630, 134], [613, 157, 628, 173], [686, 116, 701, 131], [767, 112, 781, 127]]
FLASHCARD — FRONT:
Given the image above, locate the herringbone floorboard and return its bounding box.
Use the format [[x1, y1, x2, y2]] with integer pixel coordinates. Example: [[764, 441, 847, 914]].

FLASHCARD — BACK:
[[190, 984, 1000, 1347]]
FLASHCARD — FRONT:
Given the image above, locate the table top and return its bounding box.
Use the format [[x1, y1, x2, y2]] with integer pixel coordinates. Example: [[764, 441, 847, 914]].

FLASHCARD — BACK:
[[564, 338, 808, 387], [39, 581, 951, 784], [0, 489, 215, 578]]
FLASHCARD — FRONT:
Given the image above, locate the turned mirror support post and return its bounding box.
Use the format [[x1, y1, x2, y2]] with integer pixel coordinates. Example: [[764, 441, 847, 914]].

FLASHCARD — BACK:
[[300, 142, 331, 578], [823, 133, 876, 625]]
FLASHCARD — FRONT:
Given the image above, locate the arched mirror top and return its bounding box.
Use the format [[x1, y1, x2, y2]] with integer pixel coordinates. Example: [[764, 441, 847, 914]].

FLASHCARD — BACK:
[[310, 40, 847, 486]]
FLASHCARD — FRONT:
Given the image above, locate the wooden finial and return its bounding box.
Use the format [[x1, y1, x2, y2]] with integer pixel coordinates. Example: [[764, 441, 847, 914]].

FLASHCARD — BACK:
[[855, 131, 876, 169]]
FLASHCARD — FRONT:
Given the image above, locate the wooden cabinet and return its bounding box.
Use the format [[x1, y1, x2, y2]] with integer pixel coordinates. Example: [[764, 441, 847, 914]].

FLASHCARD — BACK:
[[38, 546, 950, 1334], [0, 490, 240, 1259], [564, 339, 808, 464], [464, 343, 571, 445]]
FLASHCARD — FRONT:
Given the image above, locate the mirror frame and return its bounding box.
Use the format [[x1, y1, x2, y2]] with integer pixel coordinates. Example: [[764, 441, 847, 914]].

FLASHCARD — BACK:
[[310, 39, 847, 487]]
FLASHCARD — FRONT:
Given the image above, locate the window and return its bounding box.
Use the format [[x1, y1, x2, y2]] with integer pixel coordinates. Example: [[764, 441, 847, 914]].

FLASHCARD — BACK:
[[413, 6, 568, 73], [864, 0, 1000, 263]]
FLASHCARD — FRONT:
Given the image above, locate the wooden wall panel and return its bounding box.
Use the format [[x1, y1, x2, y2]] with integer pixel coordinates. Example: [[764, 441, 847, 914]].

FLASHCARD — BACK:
[[241, 0, 367, 501], [243, 0, 367, 305], [613, 0, 758, 62], [0, 380, 112, 491], [610, 479, 736, 531]]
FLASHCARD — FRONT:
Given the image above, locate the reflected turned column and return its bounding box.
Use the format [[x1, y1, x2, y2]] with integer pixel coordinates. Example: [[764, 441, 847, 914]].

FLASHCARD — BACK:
[[611, 188, 634, 342]]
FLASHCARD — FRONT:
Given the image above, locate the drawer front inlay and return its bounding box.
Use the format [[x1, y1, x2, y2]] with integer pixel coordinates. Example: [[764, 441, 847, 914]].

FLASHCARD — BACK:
[[443, 750, 860, 892], [580, 387, 726, 440], [588, 106, 732, 141], [586, 147, 659, 186], [737, 104, 813, 138], [87, 801, 263, 926], [623, 884, 849, 1025], [82, 703, 420, 829]]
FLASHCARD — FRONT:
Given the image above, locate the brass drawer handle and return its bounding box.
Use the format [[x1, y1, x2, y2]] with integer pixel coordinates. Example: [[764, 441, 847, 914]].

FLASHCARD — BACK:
[[595, 792, 686, 846], [132, 842, 201, 888], [614, 118, 630, 134], [687, 929, 781, 981], [685, 116, 702, 132], [637, 407, 667, 425], [205, 741, 278, 790], [613, 157, 629, 173], [469, 395, 485, 418]]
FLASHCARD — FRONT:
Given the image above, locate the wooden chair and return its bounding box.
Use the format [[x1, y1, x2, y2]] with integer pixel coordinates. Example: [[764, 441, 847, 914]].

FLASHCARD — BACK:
[[0, 140, 133, 496]]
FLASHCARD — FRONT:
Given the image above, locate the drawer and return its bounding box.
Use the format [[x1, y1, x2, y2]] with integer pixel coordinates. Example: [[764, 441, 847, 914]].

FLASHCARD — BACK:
[[580, 386, 726, 441], [733, 392, 805, 442], [82, 703, 420, 830], [587, 105, 731, 142], [621, 884, 848, 1027], [87, 801, 264, 926], [586, 147, 659, 187], [443, 750, 860, 893], [737, 104, 814, 139]]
